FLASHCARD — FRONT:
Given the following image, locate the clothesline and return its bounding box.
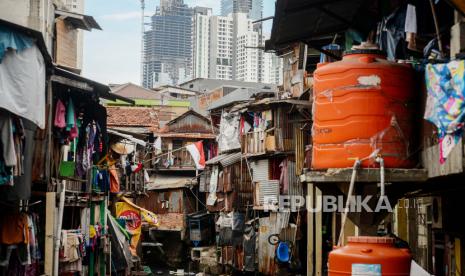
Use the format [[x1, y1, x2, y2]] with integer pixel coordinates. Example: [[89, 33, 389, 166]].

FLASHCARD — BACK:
[[140, 140, 206, 165]]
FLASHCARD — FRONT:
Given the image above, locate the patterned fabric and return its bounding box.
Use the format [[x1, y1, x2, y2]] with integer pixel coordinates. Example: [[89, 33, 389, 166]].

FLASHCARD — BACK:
[[425, 60, 465, 162]]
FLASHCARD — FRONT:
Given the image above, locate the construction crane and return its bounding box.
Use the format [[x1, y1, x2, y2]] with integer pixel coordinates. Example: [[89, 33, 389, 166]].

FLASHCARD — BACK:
[[138, 0, 145, 85]]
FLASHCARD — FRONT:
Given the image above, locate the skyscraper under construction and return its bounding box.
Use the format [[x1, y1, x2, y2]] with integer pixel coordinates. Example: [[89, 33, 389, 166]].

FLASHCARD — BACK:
[[142, 0, 193, 88]]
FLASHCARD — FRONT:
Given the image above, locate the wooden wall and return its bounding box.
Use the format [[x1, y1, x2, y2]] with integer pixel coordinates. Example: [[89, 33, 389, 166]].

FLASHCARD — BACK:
[[55, 18, 78, 69]]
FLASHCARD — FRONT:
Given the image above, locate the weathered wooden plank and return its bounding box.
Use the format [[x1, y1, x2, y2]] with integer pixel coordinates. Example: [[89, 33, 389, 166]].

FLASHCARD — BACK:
[[44, 192, 55, 276], [315, 187, 323, 276], [307, 183, 314, 276], [50, 75, 93, 91], [302, 168, 428, 183], [422, 136, 464, 178]]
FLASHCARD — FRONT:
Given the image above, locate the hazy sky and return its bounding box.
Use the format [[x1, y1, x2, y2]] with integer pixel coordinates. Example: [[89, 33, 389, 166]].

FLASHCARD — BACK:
[[82, 0, 275, 85]]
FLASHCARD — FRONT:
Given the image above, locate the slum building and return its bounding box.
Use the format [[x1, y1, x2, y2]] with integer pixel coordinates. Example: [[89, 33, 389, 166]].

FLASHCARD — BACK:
[[194, 83, 312, 275], [0, 3, 162, 275], [136, 109, 217, 267]]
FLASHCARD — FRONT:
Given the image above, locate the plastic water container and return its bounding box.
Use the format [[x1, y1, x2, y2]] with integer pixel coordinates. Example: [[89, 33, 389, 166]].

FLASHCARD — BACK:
[[328, 236, 412, 275], [312, 50, 416, 168]]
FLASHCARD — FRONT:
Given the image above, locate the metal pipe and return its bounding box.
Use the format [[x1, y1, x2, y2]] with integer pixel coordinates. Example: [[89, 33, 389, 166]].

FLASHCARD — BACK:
[[252, 16, 274, 24], [429, 0, 444, 55], [376, 156, 385, 197], [337, 159, 361, 247]]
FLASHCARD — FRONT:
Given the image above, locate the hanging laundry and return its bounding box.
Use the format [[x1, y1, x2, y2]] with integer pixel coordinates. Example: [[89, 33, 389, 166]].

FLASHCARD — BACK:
[[59, 230, 84, 274], [279, 159, 289, 195], [425, 60, 465, 162], [130, 162, 143, 173], [207, 166, 219, 206], [0, 113, 16, 167], [154, 136, 162, 154], [5, 119, 37, 200], [376, 5, 408, 60], [404, 4, 417, 50], [93, 169, 110, 192], [109, 165, 120, 193], [0, 213, 29, 245], [66, 98, 75, 132], [54, 99, 66, 129], [65, 98, 79, 141]]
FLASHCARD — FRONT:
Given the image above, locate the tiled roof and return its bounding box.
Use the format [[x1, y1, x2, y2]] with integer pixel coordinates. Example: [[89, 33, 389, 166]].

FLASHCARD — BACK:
[[106, 106, 160, 129]]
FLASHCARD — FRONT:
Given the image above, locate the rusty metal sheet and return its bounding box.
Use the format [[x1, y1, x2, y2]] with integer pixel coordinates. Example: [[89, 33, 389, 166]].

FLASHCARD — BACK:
[[223, 166, 232, 192], [206, 152, 242, 167], [294, 122, 305, 176], [234, 246, 244, 270], [251, 159, 269, 183], [207, 192, 225, 212], [165, 111, 213, 134], [224, 192, 235, 212], [136, 190, 184, 214], [258, 214, 279, 274], [258, 180, 279, 206], [155, 213, 185, 231], [221, 246, 234, 265], [288, 161, 303, 197], [235, 162, 253, 210]]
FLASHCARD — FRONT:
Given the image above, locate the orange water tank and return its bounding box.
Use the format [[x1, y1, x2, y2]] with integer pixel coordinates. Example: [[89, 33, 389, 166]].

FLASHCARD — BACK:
[[328, 236, 412, 275], [312, 50, 416, 168]]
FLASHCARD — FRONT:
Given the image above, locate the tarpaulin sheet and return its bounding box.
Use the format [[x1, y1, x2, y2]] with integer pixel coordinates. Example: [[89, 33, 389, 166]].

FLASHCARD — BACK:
[[218, 112, 241, 153], [0, 44, 45, 128], [107, 212, 133, 271]]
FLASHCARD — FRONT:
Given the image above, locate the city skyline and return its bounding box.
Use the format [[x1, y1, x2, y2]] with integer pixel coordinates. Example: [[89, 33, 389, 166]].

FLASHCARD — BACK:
[[82, 0, 275, 86], [142, 0, 280, 88]]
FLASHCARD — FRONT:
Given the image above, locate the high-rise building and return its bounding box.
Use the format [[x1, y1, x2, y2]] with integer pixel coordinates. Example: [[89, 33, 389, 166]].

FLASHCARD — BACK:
[[235, 31, 261, 82], [192, 11, 282, 84], [208, 14, 235, 80], [193, 7, 212, 79], [220, 0, 263, 20], [263, 52, 284, 85], [142, 0, 193, 88]]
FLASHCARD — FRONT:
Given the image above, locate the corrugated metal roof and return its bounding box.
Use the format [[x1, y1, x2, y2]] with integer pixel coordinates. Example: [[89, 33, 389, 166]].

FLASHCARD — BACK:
[[219, 152, 242, 167], [207, 87, 277, 111], [288, 161, 303, 197], [207, 88, 254, 111], [251, 160, 269, 182], [205, 152, 242, 167], [146, 175, 195, 190], [259, 180, 279, 206]]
